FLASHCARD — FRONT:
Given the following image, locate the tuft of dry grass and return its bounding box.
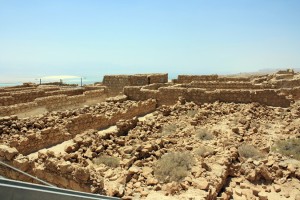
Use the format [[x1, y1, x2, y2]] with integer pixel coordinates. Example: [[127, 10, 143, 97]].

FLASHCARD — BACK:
[[93, 156, 120, 168], [160, 124, 177, 136], [195, 129, 214, 140], [273, 138, 300, 160], [238, 144, 263, 159], [154, 152, 194, 183], [195, 145, 214, 157], [187, 110, 198, 117]]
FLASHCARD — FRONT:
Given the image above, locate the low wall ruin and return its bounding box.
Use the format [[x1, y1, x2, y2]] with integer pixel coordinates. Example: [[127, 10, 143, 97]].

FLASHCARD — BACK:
[[0, 89, 108, 116], [124, 86, 291, 107], [176, 75, 251, 83], [179, 81, 271, 90], [0, 99, 156, 155], [0, 86, 105, 107], [103, 73, 168, 94]]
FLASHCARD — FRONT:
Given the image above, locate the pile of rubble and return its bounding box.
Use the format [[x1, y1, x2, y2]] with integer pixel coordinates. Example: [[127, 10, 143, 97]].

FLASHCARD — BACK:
[[2, 99, 297, 199]]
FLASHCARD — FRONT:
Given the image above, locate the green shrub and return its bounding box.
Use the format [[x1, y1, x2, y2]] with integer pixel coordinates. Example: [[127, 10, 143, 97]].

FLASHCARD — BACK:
[[195, 129, 214, 140], [93, 156, 120, 168], [154, 152, 194, 182], [238, 144, 263, 159], [273, 138, 300, 160], [195, 145, 214, 157]]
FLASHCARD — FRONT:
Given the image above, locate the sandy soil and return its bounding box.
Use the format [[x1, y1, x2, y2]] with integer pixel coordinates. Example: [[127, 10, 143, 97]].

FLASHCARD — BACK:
[[16, 107, 48, 118], [16, 97, 106, 118]]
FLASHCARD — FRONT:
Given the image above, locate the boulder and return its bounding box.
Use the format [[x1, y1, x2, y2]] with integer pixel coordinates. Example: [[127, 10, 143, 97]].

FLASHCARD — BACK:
[[0, 145, 19, 161], [74, 167, 90, 182], [193, 177, 209, 190]]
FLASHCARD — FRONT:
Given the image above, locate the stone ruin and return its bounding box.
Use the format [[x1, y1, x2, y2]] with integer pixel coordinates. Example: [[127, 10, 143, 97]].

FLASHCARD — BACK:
[[0, 71, 300, 199]]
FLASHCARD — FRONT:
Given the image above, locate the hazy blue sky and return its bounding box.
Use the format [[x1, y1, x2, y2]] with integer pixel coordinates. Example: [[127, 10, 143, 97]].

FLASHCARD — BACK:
[[0, 0, 300, 82]]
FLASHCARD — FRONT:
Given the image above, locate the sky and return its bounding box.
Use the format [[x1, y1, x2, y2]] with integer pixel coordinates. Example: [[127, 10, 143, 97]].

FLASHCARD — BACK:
[[0, 0, 300, 82]]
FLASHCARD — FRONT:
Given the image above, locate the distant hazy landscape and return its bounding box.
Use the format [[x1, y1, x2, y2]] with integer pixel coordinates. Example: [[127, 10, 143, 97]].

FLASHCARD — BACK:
[[1, 68, 299, 87]]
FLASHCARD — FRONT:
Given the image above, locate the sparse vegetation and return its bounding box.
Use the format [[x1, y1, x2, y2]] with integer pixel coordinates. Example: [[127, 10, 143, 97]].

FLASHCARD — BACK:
[[273, 138, 300, 160], [160, 124, 177, 135], [93, 156, 120, 168], [238, 144, 263, 159], [187, 109, 198, 117], [195, 128, 214, 140], [195, 145, 214, 157], [154, 152, 194, 182]]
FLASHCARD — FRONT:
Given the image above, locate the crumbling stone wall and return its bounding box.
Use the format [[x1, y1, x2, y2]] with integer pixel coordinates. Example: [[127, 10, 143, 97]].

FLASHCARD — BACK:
[[0, 86, 37, 92], [177, 75, 218, 83], [0, 89, 108, 116], [280, 87, 300, 100], [276, 69, 294, 75], [176, 75, 251, 83], [218, 77, 251, 82], [145, 73, 168, 84], [103, 75, 143, 94], [0, 146, 96, 192], [44, 88, 85, 96], [124, 86, 291, 107], [0, 96, 14, 106], [273, 79, 300, 88], [66, 99, 156, 135], [180, 81, 268, 90], [0, 86, 105, 108], [0, 99, 156, 155], [102, 74, 168, 94]]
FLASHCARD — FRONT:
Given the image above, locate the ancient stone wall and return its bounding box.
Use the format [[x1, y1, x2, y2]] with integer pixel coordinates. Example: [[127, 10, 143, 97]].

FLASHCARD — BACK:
[[66, 99, 156, 135], [0, 92, 11, 97], [276, 69, 294, 74], [0, 89, 107, 116], [217, 77, 251, 82], [0, 86, 103, 107], [0, 86, 37, 92], [0, 96, 15, 106], [0, 99, 156, 155], [102, 75, 132, 94], [142, 83, 171, 90], [176, 75, 251, 84], [0, 145, 96, 192], [124, 86, 291, 107], [44, 88, 84, 96], [290, 87, 300, 100], [145, 73, 168, 84], [103, 74, 168, 94], [7, 90, 46, 106], [177, 75, 218, 83], [273, 79, 300, 88], [180, 81, 267, 90], [280, 87, 300, 100]]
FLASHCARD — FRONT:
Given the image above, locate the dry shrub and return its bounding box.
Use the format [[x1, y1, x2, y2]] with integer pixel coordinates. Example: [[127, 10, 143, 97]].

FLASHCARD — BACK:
[[196, 129, 214, 140], [195, 145, 214, 157], [238, 144, 263, 159], [154, 152, 194, 182], [161, 124, 177, 135], [187, 110, 197, 117], [93, 156, 120, 168], [273, 138, 300, 160]]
